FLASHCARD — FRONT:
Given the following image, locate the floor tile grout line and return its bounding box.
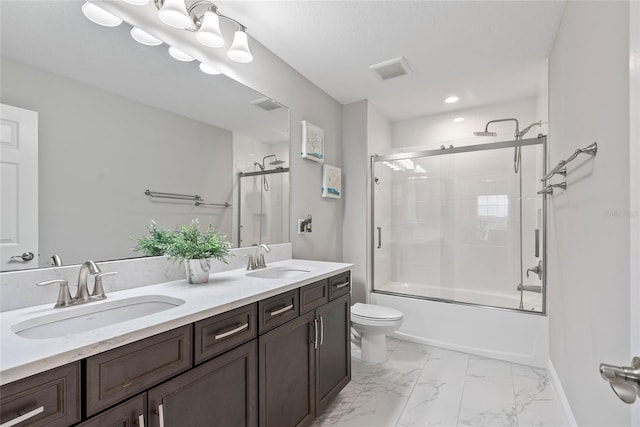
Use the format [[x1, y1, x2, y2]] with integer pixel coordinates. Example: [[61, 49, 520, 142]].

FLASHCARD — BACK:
[[454, 354, 471, 427], [394, 345, 432, 426], [510, 364, 521, 427]]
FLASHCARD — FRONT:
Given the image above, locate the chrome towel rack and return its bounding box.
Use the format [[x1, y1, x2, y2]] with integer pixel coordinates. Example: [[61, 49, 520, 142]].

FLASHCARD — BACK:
[[144, 189, 230, 208], [542, 142, 598, 182]]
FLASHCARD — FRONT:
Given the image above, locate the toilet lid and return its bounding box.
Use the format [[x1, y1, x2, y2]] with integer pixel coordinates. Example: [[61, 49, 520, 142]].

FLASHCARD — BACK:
[[351, 303, 403, 320]]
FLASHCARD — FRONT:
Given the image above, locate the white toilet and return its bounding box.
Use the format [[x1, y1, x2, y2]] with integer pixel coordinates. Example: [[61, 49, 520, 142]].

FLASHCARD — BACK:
[[350, 303, 403, 363]]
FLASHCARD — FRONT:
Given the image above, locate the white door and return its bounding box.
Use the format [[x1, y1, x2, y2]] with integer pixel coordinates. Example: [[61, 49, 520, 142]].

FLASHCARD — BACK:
[[0, 103, 38, 270]]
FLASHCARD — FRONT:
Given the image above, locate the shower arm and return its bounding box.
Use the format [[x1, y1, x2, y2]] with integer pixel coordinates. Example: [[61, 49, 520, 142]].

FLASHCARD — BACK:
[[482, 118, 521, 139]]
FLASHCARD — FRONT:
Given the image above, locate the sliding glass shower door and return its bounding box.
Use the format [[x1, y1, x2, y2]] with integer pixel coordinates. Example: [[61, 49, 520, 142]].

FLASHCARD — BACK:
[[372, 138, 546, 313]]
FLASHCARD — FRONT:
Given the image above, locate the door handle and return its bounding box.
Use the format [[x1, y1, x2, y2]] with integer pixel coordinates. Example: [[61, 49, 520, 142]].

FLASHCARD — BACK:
[[9, 252, 35, 262], [599, 357, 640, 404]]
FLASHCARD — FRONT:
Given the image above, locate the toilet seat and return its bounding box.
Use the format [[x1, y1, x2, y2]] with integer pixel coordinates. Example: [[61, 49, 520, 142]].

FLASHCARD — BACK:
[[351, 303, 403, 321]]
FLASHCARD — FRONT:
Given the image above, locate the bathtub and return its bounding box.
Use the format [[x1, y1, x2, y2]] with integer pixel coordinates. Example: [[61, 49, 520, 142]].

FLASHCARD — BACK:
[[371, 283, 548, 367]]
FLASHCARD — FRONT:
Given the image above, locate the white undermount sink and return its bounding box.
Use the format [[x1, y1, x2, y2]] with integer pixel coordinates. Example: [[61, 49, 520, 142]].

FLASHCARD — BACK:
[[246, 266, 313, 279], [11, 295, 185, 340]]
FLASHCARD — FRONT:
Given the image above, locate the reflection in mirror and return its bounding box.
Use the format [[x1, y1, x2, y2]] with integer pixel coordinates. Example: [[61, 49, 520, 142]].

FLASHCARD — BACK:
[[0, 1, 290, 272]]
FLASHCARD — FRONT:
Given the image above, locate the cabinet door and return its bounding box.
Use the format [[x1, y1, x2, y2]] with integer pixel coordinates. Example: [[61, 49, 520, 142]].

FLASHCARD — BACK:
[[148, 340, 257, 427], [316, 294, 351, 414], [0, 362, 80, 427], [77, 394, 146, 427], [258, 311, 315, 427]]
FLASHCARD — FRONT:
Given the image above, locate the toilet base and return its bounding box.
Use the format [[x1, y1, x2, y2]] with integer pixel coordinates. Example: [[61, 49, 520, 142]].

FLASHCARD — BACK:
[[360, 333, 387, 363]]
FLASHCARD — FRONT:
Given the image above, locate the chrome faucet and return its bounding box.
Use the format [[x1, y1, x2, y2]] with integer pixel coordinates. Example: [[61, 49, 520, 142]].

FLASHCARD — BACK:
[[526, 260, 543, 280], [247, 244, 271, 270]]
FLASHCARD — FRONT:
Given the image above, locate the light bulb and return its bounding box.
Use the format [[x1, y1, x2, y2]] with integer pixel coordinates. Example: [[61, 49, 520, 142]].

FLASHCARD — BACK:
[[168, 46, 194, 62], [228, 29, 253, 63], [81, 2, 122, 27], [130, 27, 163, 46], [122, 0, 149, 5], [196, 10, 224, 48], [158, 0, 192, 29], [199, 63, 222, 75]]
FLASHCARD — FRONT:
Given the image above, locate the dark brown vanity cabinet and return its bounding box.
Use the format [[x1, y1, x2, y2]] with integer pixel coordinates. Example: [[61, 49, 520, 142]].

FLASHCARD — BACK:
[[259, 275, 351, 427], [76, 394, 146, 427], [148, 340, 257, 427], [0, 362, 81, 427]]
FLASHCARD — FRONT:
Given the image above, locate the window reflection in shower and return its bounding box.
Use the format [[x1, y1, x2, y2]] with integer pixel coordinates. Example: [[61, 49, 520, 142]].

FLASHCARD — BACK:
[[372, 141, 545, 312]]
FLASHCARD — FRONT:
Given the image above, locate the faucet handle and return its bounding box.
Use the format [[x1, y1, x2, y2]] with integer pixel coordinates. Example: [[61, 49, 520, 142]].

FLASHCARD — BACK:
[[246, 255, 255, 271], [37, 279, 72, 308], [92, 272, 117, 300]]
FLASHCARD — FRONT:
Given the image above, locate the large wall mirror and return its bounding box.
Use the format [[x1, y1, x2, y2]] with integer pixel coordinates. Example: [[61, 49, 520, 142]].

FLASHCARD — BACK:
[[0, 1, 290, 272]]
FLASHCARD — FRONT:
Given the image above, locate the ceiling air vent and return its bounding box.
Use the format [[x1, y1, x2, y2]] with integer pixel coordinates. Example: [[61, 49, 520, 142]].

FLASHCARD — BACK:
[[250, 97, 283, 111], [369, 57, 410, 81]]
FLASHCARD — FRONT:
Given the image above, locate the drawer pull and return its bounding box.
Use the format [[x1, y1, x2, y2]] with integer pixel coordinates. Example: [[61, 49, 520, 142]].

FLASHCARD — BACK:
[[313, 318, 319, 349], [319, 315, 324, 345], [1, 406, 44, 427], [137, 414, 145, 427], [269, 304, 294, 317], [334, 281, 349, 289], [214, 323, 249, 340]]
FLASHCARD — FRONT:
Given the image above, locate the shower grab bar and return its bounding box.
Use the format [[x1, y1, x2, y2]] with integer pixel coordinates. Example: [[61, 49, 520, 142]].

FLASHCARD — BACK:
[[541, 142, 597, 181], [145, 190, 230, 208]]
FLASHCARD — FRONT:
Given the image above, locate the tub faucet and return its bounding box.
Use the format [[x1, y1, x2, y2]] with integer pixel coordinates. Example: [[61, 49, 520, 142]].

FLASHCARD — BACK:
[[247, 244, 271, 270], [76, 260, 101, 302], [526, 260, 543, 280]]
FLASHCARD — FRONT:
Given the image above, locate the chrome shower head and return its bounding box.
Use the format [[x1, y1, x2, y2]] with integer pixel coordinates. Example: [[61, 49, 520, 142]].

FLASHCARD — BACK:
[[473, 131, 498, 137], [262, 154, 285, 167], [269, 158, 285, 166]]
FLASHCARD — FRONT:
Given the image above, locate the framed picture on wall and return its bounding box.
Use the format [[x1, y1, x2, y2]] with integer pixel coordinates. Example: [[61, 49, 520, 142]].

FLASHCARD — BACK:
[[301, 120, 324, 163], [322, 164, 341, 199]]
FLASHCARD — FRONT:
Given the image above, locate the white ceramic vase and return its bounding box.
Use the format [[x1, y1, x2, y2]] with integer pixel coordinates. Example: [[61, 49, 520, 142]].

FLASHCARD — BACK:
[[185, 258, 211, 284]]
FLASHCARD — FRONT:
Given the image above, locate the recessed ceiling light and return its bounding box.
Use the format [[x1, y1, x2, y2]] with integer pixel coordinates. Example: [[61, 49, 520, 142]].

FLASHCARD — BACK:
[[453, 117, 464, 122], [444, 96, 460, 104]]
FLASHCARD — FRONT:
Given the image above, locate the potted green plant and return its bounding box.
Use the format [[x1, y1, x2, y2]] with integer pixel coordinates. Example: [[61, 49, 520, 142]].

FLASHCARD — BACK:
[[133, 219, 232, 284]]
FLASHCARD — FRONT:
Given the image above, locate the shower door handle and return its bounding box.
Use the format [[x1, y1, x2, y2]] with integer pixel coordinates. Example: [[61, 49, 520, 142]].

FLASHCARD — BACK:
[[377, 227, 382, 249], [534, 229, 540, 258]]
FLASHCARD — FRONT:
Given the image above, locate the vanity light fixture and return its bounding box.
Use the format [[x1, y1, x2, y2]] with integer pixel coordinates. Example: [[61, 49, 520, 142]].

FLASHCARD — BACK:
[[199, 62, 222, 75], [152, 0, 253, 63], [81, 2, 123, 27], [168, 46, 195, 62], [130, 27, 163, 46], [444, 96, 460, 104]]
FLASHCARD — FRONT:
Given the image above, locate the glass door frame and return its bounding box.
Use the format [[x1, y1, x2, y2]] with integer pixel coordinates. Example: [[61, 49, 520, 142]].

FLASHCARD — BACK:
[[370, 136, 548, 315]]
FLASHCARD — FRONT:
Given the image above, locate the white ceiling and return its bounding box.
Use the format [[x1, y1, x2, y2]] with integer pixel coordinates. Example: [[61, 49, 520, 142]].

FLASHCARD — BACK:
[[216, 0, 566, 121]]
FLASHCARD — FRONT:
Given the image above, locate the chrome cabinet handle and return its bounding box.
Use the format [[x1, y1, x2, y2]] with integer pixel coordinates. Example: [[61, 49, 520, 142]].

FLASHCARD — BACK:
[[313, 318, 318, 349], [319, 316, 324, 346], [214, 323, 249, 340], [334, 281, 349, 289], [9, 252, 34, 262], [158, 404, 165, 427], [377, 227, 382, 249], [0, 406, 44, 427], [269, 304, 293, 317], [137, 414, 145, 427]]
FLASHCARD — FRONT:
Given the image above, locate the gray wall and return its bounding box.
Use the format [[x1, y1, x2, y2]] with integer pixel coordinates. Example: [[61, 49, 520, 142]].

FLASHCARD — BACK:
[[548, 1, 632, 425], [1, 58, 233, 267]]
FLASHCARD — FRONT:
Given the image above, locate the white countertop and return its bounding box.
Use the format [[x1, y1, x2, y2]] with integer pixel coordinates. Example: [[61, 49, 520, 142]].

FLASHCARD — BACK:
[[0, 259, 352, 386]]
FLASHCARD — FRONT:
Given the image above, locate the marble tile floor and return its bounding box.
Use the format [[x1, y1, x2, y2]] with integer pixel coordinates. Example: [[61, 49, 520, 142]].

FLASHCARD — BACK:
[[313, 338, 567, 427]]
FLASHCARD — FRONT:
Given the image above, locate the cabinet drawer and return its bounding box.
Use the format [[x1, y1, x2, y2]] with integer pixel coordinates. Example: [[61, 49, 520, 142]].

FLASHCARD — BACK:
[[328, 272, 351, 300], [0, 362, 80, 427], [77, 394, 146, 427], [300, 279, 328, 314], [195, 303, 257, 364], [258, 290, 299, 334], [86, 325, 192, 416]]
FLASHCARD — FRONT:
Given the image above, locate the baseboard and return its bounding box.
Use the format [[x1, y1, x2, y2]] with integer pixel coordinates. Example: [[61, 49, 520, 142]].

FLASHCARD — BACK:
[[547, 358, 578, 427]]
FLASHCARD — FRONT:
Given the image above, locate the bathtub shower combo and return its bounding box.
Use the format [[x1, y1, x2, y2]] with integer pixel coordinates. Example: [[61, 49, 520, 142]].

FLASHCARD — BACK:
[[370, 121, 550, 366]]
